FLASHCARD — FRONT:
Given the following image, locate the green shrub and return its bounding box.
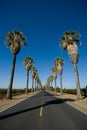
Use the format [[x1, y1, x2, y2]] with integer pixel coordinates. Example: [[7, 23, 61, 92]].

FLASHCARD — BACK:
[[56, 87, 60, 92], [63, 88, 76, 95], [81, 86, 87, 97], [0, 89, 7, 94]]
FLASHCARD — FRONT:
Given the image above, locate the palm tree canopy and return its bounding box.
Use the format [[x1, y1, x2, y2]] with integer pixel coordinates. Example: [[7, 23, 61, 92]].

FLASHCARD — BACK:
[[5, 30, 26, 54], [55, 57, 64, 67], [60, 30, 81, 50], [23, 56, 34, 71], [23, 56, 34, 65]]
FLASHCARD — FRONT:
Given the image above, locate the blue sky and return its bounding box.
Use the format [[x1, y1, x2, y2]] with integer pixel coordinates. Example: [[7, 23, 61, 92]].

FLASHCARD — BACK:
[[0, 0, 87, 89]]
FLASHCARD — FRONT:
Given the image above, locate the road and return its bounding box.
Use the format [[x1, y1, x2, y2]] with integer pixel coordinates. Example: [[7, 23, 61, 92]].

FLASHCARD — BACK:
[[0, 91, 87, 130]]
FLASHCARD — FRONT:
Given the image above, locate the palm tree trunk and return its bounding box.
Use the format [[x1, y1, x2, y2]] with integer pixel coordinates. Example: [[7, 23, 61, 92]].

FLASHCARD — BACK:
[[34, 80, 36, 91], [51, 81, 53, 87], [54, 78, 56, 92], [36, 81, 38, 90], [32, 77, 34, 92], [26, 70, 29, 94], [6, 54, 16, 99], [60, 74, 63, 94], [74, 63, 81, 99]]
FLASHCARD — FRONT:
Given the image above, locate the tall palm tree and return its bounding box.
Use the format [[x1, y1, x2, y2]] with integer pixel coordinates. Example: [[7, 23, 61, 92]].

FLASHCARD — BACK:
[[23, 56, 34, 94], [30, 66, 37, 92], [35, 74, 40, 91], [55, 57, 64, 94], [37, 77, 42, 90], [46, 76, 53, 91], [49, 75, 54, 89], [5, 30, 26, 99], [51, 67, 57, 92], [60, 30, 81, 99], [45, 78, 51, 90], [35, 74, 37, 90]]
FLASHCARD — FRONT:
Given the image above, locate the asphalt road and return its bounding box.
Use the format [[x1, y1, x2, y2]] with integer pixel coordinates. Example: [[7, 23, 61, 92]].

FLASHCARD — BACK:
[[0, 91, 87, 130]]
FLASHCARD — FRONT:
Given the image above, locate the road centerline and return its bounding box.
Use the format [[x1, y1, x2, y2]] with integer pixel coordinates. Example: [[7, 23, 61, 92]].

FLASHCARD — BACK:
[[40, 106, 43, 117]]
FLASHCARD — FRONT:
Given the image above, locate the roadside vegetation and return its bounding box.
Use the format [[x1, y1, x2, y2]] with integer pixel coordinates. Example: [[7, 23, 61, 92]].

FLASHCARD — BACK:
[[0, 88, 35, 99], [49, 86, 87, 97]]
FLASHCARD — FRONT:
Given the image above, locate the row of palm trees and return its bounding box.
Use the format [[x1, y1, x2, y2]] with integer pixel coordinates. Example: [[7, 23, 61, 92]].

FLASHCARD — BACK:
[[4, 29, 82, 99], [5, 30, 42, 99], [46, 30, 82, 99], [46, 57, 64, 94], [23, 56, 42, 94]]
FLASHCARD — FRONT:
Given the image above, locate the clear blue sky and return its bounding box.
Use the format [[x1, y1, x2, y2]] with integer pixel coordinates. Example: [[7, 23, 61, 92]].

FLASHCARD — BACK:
[[0, 0, 87, 89]]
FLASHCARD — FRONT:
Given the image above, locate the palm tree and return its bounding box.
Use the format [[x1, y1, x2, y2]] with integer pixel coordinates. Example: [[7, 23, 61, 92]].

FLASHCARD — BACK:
[[5, 30, 26, 99], [35, 74, 37, 90], [35, 74, 40, 91], [45, 78, 50, 90], [46, 76, 53, 91], [37, 77, 42, 90], [60, 30, 81, 99], [51, 67, 57, 92], [55, 57, 64, 94], [30, 66, 37, 92], [49, 75, 54, 89], [23, 56, 34, 94]]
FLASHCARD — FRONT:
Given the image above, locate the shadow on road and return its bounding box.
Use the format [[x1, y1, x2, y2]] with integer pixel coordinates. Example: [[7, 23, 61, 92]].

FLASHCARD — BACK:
[[44, 98, 75, 105], [0, 105, 41, 120], [0, 94, 75, 120]]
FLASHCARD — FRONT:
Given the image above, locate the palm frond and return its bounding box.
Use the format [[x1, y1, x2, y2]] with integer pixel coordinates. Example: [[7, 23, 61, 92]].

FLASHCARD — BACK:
[[55, 57, 64, 66], [59, 30, 81, 50], [5, 30, 26, 47], [23, 56, 34, 65]]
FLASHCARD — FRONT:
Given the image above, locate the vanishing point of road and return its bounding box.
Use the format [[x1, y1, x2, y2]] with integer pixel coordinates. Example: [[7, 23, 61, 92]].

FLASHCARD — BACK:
[[0, 91, 87, 130]]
